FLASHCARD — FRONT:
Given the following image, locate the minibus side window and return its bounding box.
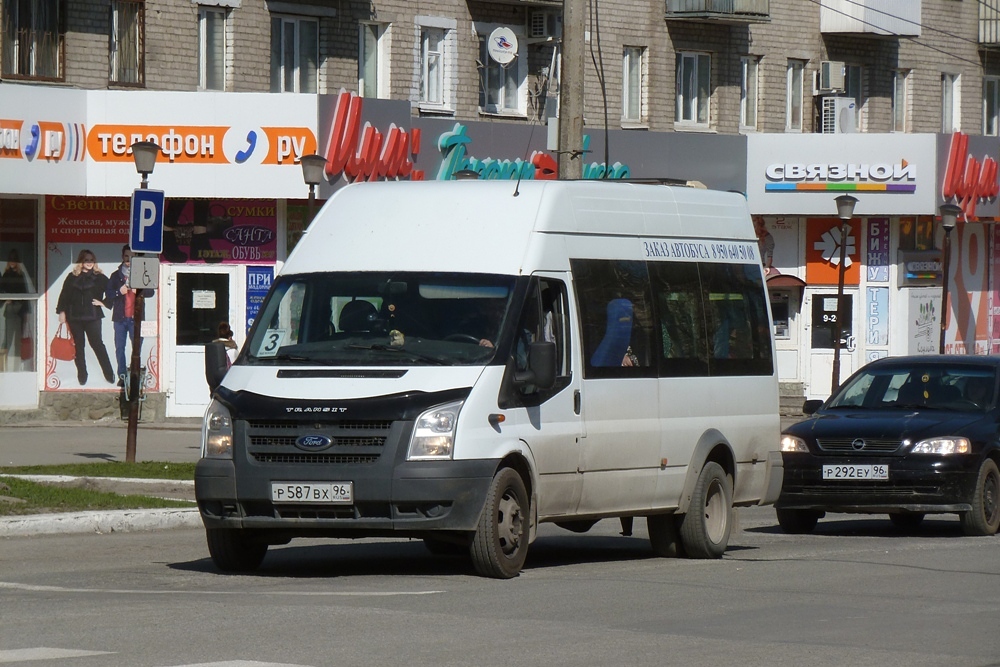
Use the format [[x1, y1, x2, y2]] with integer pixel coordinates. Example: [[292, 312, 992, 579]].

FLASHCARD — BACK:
[[648, 262, 709, 377], [570, 259, 655, 379], [702, 263, 773, 377]]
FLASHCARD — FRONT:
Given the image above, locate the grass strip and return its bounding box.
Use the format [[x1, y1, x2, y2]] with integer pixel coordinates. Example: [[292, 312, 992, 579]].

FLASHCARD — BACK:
[[0, 461, 195, 480], [0, 477, 194, 517]]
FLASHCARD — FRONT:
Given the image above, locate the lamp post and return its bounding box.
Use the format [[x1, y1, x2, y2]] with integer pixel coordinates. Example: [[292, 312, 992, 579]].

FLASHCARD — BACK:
[[938, 203, 962, 355], [299, 154, 326, 225], [125, 141, 160, 463], [831, 194, 858, 396]]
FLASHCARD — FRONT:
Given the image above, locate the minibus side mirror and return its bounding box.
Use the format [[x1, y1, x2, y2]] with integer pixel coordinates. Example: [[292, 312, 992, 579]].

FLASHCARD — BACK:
[[802, 399, 824, 415], [514, 341, 557, 391], [205, 342, 229, 395]]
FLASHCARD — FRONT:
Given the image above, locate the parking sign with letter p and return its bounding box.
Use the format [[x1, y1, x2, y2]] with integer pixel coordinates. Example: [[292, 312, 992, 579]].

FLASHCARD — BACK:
[[130, 189, 165, 254]]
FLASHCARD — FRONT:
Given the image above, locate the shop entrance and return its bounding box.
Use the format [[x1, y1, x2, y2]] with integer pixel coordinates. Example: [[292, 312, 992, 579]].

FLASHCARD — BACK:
[[806, 289, 858, 400], [164, 266, 238, 417]]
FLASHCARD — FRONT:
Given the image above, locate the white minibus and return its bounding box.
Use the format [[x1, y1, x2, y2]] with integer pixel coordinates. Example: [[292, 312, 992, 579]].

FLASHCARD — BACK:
[[197, 179, 782, 578]]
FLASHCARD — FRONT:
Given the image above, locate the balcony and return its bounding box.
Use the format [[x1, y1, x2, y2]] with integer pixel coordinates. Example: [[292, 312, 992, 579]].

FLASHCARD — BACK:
[[981, 0, 1000, 46], [820, 0, 920, 37], [665, 0, 770, 24]]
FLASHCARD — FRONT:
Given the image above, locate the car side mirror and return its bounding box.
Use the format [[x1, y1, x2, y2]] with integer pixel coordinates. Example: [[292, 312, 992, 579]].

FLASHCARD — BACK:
[[802, 399, 823, 416], [205, 341, 229, 395], [514, 341, 556, 391]]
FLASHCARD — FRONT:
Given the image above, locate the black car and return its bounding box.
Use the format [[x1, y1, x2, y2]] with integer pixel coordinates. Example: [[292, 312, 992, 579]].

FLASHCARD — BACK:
[[777, 355, 1000, 536]]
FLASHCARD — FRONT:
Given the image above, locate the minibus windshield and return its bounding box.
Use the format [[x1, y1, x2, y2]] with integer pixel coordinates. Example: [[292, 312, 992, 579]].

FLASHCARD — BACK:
[[245, 272, 515, 366]]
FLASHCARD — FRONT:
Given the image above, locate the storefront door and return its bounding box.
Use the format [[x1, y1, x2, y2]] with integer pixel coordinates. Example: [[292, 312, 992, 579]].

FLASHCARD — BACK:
[[806, 289, 858, 400], [164, 266, 239, 417]]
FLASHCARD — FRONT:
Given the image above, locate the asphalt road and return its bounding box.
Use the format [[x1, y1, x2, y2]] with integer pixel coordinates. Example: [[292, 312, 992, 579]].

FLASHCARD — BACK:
[[2, 506, 999, 667]]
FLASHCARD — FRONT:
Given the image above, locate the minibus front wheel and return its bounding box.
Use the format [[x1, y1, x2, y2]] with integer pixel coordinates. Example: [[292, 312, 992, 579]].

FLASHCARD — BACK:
[[206, 528, 268, 573], [471, 467, 530, 579]]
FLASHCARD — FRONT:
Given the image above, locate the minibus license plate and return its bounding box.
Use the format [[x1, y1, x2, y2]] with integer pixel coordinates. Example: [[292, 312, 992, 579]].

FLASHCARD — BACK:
[[821, 465, 888, 481], [271, 482, 353, 504]]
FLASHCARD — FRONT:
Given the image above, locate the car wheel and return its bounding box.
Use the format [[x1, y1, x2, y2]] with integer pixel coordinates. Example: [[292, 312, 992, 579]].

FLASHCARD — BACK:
[[888, 513, 925, 531], [775, 508, 823, 534], [206, 528, 268, 573], [679, 462, 733, 559], [471, 467, 529, 578], [647, 513, 683, 558], [960, 458, 1000, 537]]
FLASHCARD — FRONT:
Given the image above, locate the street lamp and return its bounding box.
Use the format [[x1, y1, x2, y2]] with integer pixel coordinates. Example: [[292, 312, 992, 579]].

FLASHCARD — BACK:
[[125, 141, 160, 463], [831, 194, 858, 396], [300, 154, 326, 225], [938, 203, 962, 355]]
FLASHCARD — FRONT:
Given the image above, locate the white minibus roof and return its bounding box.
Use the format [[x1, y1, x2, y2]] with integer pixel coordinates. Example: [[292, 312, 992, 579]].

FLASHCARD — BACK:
[[285, 180, 753, 276]]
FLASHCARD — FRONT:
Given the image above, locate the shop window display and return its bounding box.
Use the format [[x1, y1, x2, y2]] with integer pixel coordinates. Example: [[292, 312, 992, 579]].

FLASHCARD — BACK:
[[0, 199, 38, 373]]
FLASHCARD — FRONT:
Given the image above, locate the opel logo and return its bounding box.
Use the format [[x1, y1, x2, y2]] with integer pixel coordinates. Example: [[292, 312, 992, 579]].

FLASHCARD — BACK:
[[295, 435, 333, 451], [851, 438, 866, 451]]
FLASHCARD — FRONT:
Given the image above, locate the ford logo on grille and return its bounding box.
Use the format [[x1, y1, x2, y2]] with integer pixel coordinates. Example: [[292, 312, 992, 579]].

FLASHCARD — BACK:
[[851, 438, 866, 451], [296, 435, 333, 451]]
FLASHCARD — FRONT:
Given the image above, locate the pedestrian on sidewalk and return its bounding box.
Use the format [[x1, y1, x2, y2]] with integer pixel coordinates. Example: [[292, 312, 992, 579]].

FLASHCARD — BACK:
[[105, 245, 154, 386]]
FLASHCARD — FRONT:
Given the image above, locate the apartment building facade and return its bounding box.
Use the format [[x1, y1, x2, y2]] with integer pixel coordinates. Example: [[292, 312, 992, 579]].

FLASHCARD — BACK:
[[2, 0, 999, 418]]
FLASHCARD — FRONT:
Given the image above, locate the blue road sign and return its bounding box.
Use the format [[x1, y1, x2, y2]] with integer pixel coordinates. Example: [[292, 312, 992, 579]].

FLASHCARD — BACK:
[[130, 189, 165, 254]]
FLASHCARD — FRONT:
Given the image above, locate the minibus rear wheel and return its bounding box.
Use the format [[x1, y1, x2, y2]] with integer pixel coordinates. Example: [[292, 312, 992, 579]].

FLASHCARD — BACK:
[[471, 467, 529, 579], [679, 462, 733, 559], [206, 528, 268, 573]]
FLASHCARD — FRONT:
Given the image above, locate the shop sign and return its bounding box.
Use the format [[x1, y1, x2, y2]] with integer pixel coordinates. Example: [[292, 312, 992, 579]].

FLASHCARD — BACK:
[[805, 218, 860, 286], [907, 290, 938, 355], [943, 222, 989, 355], [897, 250, 942, 286], [160, 199, 278, 264], [246, 266, 273, 334], [865, 218, 889, 283], [940, 131, 999, 221], [46, 196, 130, 242], [866, 286, 889, 346]]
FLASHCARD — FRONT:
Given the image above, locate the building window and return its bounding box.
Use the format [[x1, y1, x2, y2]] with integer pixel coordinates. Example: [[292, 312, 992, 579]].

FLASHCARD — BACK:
[[893, 69, 909, 133], [676, 52, 710, 126], [985, 76, 1000, 136], [1, 0, 64, 80], [942, 73, 960, 132], [359, 22, 388, 98], [109, 0, 144, 86], [622, 46, 644, 123], [270, 15, 318, 93], [420, 26, 448, 106], [0, 199, 39, 373], [741, 56, 759, 130], [786, 60, 805, 131], [199, 7, 226, 91], [477, 26, 524, 115], [845, 65, 863, 131]]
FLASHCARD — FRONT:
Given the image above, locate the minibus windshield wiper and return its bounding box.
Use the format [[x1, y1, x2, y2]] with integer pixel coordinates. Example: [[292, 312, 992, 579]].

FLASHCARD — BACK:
[[347, 344, 449, 366]]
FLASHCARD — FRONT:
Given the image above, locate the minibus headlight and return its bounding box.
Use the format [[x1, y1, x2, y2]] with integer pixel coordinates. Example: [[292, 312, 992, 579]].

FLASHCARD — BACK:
[[910, 437, 970, 455], [407, 400, 463, 461], [202, 400, 234, 459], [780, 435, 809, 452]]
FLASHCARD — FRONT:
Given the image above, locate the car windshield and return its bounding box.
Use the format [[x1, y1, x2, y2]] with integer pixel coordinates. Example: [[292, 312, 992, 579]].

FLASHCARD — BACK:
[[244, 272, 514, 367], [827, 364, 997, 412]]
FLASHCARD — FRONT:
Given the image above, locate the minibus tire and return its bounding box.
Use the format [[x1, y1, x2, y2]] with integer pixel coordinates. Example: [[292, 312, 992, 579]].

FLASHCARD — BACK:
[[679, 462, 733, 559], [206, 528, 268, 573], [471, 467, 529, 579], [647, 513, 682, 557]]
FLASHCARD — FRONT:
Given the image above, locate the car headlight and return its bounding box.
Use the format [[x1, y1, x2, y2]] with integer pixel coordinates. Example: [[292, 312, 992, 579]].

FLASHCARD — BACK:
[[202, 399, 233, 459], [910, 437, 971, 455], [780, 435, 809, 452], [407, 400, 463, 461]]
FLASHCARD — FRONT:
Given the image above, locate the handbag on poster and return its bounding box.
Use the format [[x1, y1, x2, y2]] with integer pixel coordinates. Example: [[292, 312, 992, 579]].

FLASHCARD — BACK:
[[50, 323, 75, 361], [20, 336, 32, 360]]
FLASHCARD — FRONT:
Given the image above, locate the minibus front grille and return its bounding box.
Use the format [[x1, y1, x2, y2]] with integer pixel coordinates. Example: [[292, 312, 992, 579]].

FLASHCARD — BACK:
[[242, 419, 394, 466], [250, 453, 381, 465], [248, 435, 386, 448]]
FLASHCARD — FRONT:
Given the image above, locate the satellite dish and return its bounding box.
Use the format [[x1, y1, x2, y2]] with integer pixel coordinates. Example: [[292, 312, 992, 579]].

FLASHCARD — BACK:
[[487, 28, 518, 66]]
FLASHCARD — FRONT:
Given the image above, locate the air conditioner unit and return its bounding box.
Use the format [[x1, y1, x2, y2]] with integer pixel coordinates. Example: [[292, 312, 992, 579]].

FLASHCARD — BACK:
[[819, 60, 846, 92], [529, 10, 562, 39], [822, 97, 856, 134]]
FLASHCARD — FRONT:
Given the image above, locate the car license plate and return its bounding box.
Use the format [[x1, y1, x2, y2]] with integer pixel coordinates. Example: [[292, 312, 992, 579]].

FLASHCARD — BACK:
[[271, 482, 353, 504], [822, 464, 889, 481]]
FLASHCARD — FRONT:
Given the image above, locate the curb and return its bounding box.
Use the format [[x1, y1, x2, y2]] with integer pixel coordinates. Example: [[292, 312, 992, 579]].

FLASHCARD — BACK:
[[0, 507, 202, 537]]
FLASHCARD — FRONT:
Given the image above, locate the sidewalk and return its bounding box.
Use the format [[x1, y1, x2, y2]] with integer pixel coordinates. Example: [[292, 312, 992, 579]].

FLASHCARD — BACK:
[[0, 419, 204, 537]]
